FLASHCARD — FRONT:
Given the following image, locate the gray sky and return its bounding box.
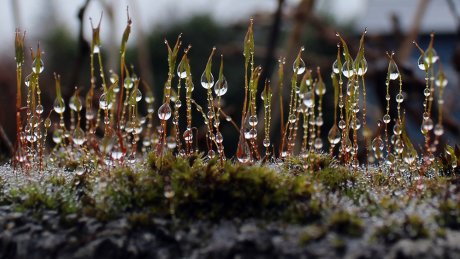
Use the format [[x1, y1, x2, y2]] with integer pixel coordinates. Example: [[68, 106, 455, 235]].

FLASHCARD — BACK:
[[0, 0, 458, 58]]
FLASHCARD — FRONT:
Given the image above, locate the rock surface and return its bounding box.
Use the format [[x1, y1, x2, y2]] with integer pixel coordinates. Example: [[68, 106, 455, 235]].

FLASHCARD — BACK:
[[1, 206, 460, 259]]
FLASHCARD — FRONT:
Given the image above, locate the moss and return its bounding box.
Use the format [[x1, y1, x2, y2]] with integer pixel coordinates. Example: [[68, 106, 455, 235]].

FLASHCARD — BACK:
[[373, 215, 429, 244], [315, 166, 357, 192], [299, 224, 326, 245], [327, 210, 364, 237], [436, 199, 460, 230]]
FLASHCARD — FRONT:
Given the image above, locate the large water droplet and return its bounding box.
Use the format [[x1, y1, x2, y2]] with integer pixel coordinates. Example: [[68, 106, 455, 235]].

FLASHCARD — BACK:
[[434, 123, 444, 136], [303, 91, 314, 108], [248, 115, 258, 126], [53, 97, 66, 114], [354, 57, 368, 76], [237, 139, 251, 163], [177, 60, 187, 79], [200, 71, 214, 89], [342, 61, 354, 78], [424, 48, 439, 65], [372, 136, 384, 152], [332, 59, 340, 74], [72, 127, 85, 145], [69, 95, 83, 112], [388, 60, 399, 80], [214, 76, 228, 96], [293, 58, 306, 75], [32, 58, 44, 74], [383, 114, 391, 124], [417, 55, 428, 70], [158, 102, 172, 121], [328, 125, 341, 145], [183, 129, 193, 142], [421, 118, 434, 133], [99, 93, 113, 110], [166, 136, 176, 149], [124, 76, 133, 89]]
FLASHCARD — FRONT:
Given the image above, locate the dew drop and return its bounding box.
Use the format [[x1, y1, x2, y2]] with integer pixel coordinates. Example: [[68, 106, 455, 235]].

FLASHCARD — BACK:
[[32, 58, 44, 74], [158, 102, 172, 121], [166, 136, 176, 149], [424, 48, 439, 65], [354, 57, 368, 76], [248, 115, 258, 126], [200, 71, 214, 89], [332, 59, 340, 74], [434, 123, 444, 136], [124, 76, 133, 89], [25, 74, 31, 87], [99, 93, 113, 110], [293, 58, 306, 75], [328, 125, 341, 145], [69, 95, 83, 112], [383, 114, 391, 124], [53, 98, 66, 114], [214, 76, 228, 96], [263, 138, 270, 148], [72, 127, 85, 145], [177, 60, 187, 79], [237, 139, 251, 163], [388, 60, 399, 80]]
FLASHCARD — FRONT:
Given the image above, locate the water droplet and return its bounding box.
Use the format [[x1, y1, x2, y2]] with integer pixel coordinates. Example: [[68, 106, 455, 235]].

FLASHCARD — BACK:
[[111, 145, 124, 160], [175, 100, 182, 109], [25, 74, 31, 87], [388, 60, 399, 80], [177, 60, 187, 79], [434, 123, 444, 136], [214, 76, 228, 96], [124, 77, 133, 89], [216, 132, 224, 143], [293, 58, 306, 75], [332, 59, 340, 74], [435, 72, 448, 87], [36, 104, 44, 115], [417, 55, 428, 70], [393, 123, 402, 135], [354, 57, 368, 76], [421, 118, 434, 133], [237, 139, 251, 163], [396, 93, 404, 103], [44, 118, 51, 128], [248, 115, 258, 126], [93, 44, 100, 54], [314, 138, 323, 149], [423, 88, 431, 97], [424, 48, 439, 65], [32, 58, 44, 74], [263, 138, 270, 148], [53, 97, 66, 114], [134, 89, 142, 102], [383, 114, 391, 124], [338, 119, 346, 129], [328, 125, 341, 145], [302, 91, 314, 108], [52, 129, 63, 144], [69, 95, 83, 112], [75, 166, 85, 176], [166, 136, 176, 149], [288, 114, 296, 124], [72, 127, 85, 145], [110, 72, 119, 84], [99, 93, 113, 110], [200, 71, 214, 89], [183, 129, 193, 142], [342, 61, 354, 78]]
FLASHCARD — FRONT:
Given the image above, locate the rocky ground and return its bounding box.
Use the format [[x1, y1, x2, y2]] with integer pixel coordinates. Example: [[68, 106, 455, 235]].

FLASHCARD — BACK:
[[1, 205, 460, 259]]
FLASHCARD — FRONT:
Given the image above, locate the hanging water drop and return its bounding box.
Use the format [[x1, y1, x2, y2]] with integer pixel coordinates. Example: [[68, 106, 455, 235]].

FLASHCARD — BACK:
[[303, 91, 314, 108], [248, 115, 258, 126], [332, 59, 340, 74], [354, 57, 368, 76], [237, 139, 251, 163], [200, 71, 214, 89], [342, 61, 354, 78], [72, 127, 85, 145], [214, 76, 228, 96], [53, 97, 66, 114], [177, 60, 187, 79], [158, 102, 172, 121], [434, 123, 444, 136], [388, 60, 399, 80], [69, 95, 83, 112], [99, 93, 113, 110], [25, 74, 31, 87], [32, 58, 44, 74], [293, 58, 306, 75], [124, 76, 133, 89], [424, 48, 439, 65], [328, 125, 341, 145]]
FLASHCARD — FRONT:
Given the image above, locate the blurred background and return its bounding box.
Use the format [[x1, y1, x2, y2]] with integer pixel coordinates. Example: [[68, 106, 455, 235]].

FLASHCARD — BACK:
[[0, 0, 460, 159]]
